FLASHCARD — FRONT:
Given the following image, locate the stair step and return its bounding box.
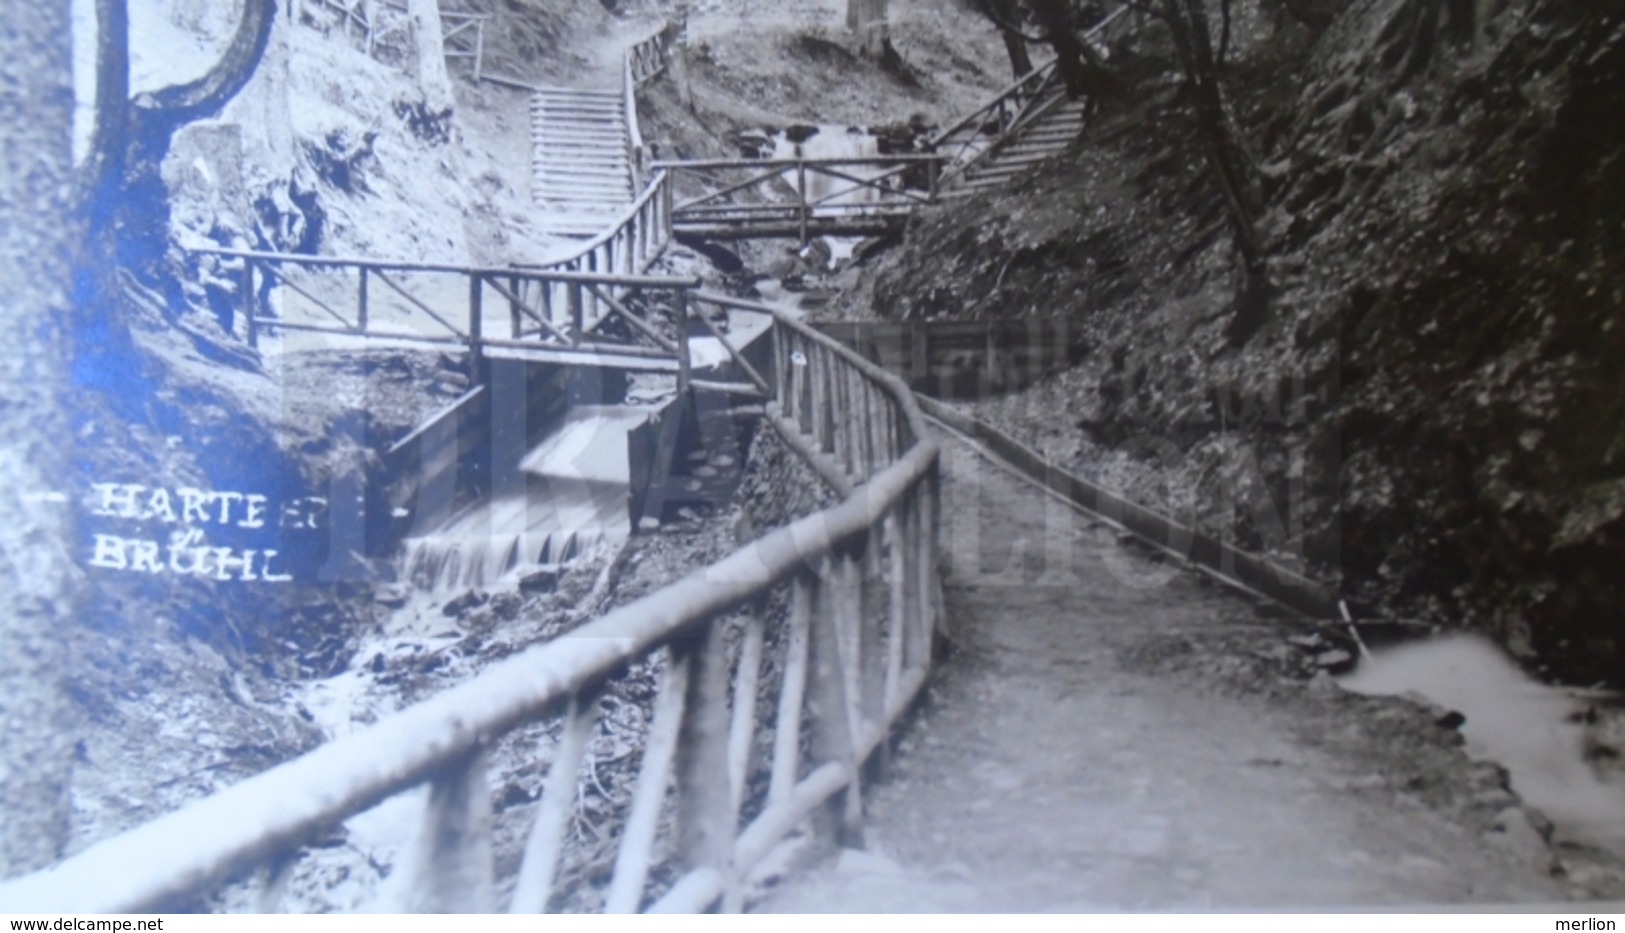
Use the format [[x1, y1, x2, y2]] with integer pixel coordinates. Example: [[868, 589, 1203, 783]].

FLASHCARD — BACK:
[[535, 146, 630, 157], [534, 190, 632, 201], [533, 117, 627, 127], [536, 155, 629, 165], [988, 151, 1063, 166], [965, 165, 1031, 181], [535, 190, 632, 200], [999, 145, 1069, 159], [535, 127, 628, 140], [531, 105, 622, 114], [534, 171, 630, 181], [990, 150, 1067, 165], [537, 203, 628, 212], [533, 88, 622, 99], [533, 108, 625, 120], [535, 188, 628, 197]]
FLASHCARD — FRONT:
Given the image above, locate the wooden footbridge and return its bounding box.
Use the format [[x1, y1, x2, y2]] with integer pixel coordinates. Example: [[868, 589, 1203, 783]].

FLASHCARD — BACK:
[[0, 11, 1158, 916]]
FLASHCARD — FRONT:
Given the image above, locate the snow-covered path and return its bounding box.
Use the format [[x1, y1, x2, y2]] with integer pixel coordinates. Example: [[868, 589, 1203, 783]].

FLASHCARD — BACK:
[[760, 428, 1571, 911]]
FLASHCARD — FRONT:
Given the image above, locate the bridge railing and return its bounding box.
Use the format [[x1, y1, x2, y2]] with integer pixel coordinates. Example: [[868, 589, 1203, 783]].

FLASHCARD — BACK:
[[0, 288, 942, 914], [186, 246, 693, 367], [655, 155, 946, 242]]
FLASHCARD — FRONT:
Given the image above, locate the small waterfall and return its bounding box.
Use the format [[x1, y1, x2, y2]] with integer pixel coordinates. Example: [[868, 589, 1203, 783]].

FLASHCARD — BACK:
[[773, 125, 884, 207], [772, 126, 888, 270], [400, 405, 651, 592], [1340, 634, 1625, 851]]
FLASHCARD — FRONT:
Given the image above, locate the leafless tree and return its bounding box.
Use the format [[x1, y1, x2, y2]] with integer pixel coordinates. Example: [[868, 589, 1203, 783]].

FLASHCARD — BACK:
[[85, 0, 277, 283], [0, 0, 276, 876]]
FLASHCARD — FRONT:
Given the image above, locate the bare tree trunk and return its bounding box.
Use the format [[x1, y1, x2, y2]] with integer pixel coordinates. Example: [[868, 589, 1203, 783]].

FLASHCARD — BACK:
[[407, 0, 455, 115], [846, 0, 889, 57], [981, 0, 1036, 76], [1157, 0, 1270, 332], [1027, 0, 1115, 100], [92, 0, 276, 280], [1003, 29, 1036, 77], [0, 4, 79, 876]]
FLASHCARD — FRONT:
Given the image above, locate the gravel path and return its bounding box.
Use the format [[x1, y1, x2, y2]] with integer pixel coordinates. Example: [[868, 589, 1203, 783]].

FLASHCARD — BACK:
[[760, 427, 1571, 911]]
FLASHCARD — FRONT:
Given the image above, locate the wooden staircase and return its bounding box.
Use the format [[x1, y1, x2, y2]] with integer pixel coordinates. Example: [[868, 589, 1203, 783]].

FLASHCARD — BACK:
[[944, 93, 1089, 195], [531, 88, 636, 236]]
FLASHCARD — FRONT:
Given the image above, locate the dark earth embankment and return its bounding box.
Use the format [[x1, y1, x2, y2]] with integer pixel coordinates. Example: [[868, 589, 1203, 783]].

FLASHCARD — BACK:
[[841, 1, 1625, 685]]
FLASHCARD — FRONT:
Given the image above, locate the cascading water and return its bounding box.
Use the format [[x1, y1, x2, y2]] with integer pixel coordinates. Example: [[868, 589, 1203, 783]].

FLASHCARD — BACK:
[[1340, 634, 1625, 852], [773, 125, 884, 268], [399, 405, 652, 592]]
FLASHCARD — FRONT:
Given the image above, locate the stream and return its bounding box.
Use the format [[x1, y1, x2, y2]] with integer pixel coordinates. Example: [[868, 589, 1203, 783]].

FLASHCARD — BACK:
[[1340, 634, 1625, 854]]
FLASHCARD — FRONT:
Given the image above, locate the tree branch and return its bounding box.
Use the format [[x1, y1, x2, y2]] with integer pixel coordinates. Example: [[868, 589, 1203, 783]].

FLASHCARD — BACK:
[[132, 0, 276, 127], [970, 0, 1052, 44]]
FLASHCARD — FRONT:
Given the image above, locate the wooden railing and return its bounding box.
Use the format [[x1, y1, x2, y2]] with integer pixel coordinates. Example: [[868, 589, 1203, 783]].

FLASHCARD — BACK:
[[296, 0, 487, 76], [0, 293, 942, 915], [929, 59, 1063, 180], [188, 246, 694, 369], [623, 15, 684, 190], [440, 10, 488, 81], [517, 171, 675, 331], [930, 6, 1137, 187], [656, 156, 946, 243], [627, 17, 682, 88]]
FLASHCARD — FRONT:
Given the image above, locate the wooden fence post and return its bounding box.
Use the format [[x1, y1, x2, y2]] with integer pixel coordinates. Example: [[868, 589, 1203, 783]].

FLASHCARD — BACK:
[[674, 621, 734, 898], [468, 275, 484, 378], [508, 274, 521, 338], [356, 266, 369, 334], [242, 259, 258, 348], [797, 162, 809, 246], [808, 561, 863, 847], [675, 289, 692, 397], [408, 751, 495, 912]]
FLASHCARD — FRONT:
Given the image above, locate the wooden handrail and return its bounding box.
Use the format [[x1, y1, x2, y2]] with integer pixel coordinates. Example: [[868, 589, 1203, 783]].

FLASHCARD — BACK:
[[654, 154, 945, 172], [928, 58, 1059, 148], [192, 246, 694, 286], [0, 285, 943, 916]]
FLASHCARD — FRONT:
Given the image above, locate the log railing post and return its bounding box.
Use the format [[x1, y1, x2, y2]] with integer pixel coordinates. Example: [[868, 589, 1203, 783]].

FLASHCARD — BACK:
[[468, 275, 484, 376], [408, 751, 495, 913], [605, 650, 691, 913], [769, 574, 813, 805], [808, 560, 863, 847], [510, 692, 600, 913], [569, 280, 584, 335], [727, 611, 765, 822], [809, 345, 828, 453], [675, 289, 692, 397], [242, 259, 258, 348], [508, 274, 522, 338], [885, 505, 909, 711], [797, 161, 809, 246], [673, 621, 734, 905], [356, 266, 369, 334]]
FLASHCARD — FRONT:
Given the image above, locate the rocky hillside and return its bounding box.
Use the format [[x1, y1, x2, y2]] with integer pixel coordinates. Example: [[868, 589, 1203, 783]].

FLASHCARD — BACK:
[[845, 1, 1625, 684]]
